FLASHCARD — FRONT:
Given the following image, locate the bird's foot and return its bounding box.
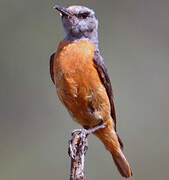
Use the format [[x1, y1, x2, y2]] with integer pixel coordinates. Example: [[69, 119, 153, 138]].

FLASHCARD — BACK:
[[68, 140, 77, 159], [69, 129, 88, 159], [69, 123, 106, 158], [85, 124, 106, 135], [72, 123, 106, 137]]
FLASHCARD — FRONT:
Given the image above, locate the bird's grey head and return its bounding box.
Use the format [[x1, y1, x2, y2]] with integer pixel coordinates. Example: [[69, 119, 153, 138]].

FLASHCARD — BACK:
[[54, 5, 99, 48]]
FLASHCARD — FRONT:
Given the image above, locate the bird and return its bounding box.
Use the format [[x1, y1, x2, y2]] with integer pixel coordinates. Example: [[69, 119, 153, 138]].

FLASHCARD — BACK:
[[50, 5, 132, 178]]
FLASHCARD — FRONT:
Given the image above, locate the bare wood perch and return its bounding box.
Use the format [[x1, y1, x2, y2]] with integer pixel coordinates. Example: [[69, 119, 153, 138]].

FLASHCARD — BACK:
[[68, 125, 106, 180]]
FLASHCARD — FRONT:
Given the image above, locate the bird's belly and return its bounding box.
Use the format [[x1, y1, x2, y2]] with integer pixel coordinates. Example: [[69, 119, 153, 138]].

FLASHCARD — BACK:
[[55, 62, 111, 127]]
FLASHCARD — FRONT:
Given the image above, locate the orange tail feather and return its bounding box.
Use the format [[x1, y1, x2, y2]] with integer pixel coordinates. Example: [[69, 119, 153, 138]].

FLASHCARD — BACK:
[[93, 122, 132, 178], [111, 148, 132, 178]]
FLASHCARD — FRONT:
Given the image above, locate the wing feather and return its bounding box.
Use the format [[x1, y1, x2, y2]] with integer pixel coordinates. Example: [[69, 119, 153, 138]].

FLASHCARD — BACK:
[[93, 50, 123, 149], [50, 53, 55, 84]]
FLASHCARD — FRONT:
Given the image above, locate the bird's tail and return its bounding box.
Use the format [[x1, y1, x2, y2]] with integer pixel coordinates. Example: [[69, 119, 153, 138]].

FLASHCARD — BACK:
[[93, 121, 132, 178], [111, 147, 132, 178]]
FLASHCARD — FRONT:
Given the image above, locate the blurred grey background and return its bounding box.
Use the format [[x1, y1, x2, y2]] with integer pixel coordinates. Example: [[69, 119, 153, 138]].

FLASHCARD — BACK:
[[1, 0, 169, 180]]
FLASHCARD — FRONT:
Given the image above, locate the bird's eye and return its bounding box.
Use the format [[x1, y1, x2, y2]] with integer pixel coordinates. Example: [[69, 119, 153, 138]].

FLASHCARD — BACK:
[[77, 12, 90, 19]]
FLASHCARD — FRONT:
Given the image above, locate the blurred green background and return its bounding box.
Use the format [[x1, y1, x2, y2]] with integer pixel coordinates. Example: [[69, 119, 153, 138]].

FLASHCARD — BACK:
[[1, 0, 169, 180]]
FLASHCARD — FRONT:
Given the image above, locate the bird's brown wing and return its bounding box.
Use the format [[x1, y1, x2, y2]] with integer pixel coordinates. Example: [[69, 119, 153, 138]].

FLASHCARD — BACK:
[[93, 50, 123, 149], [50, 53, 55, 84]]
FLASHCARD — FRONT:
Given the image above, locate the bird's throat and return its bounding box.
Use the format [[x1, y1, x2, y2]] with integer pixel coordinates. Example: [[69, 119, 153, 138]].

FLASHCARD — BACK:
[[65, 28, 99, 49]]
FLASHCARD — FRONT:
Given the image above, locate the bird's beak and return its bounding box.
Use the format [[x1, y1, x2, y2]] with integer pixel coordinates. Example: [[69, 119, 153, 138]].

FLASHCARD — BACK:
[[53, 5, 74, 17]]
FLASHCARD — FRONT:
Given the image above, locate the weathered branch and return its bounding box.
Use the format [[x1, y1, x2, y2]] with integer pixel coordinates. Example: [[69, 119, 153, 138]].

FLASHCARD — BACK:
[[68, 125, 106, 180], [68, 129, 88, 180]]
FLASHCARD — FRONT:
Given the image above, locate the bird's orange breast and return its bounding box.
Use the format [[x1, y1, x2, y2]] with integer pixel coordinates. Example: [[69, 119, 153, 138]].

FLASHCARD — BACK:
[[53, 40, 111, 127]]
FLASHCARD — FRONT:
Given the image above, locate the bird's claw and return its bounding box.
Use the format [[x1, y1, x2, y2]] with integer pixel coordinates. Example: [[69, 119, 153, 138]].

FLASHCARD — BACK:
[[68, 140, 77, 159]]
